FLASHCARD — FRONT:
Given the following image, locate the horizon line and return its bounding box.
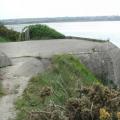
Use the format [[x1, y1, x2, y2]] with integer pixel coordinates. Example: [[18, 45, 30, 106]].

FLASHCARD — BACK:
[[1, 15, 120, 20]]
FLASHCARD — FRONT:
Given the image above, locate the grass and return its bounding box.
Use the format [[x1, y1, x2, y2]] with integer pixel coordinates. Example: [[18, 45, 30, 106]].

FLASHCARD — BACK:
[[0, 24, 19, 41], [20, 24, 65, 41], [0, 36, 10, 42], [15, 54, 99, 120]]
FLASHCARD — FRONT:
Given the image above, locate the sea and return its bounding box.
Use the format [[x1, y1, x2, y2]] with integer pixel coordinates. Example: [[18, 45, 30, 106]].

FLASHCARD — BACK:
[[6, 21, 120, 48]]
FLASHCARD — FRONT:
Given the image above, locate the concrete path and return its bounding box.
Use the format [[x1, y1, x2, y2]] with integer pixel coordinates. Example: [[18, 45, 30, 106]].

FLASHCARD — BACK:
[[0, 39, 107, 58], [0, 64, 30, 120]]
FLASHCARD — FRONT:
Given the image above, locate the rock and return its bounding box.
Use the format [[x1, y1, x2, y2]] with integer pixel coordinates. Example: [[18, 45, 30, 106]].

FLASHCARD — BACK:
[[0, 52, 12, 68], [78, 51, 114, 85], [15, 58, 49, 77]]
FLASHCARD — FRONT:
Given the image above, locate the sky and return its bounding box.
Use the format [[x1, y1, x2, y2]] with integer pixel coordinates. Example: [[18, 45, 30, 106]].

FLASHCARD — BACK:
[[0, 0, 120, 19]]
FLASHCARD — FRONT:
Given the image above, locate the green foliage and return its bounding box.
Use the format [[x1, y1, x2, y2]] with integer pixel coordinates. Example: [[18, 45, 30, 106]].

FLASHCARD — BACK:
[[99, 108, 111, 120], [20, 24, 65, 41], [15, 54, 99, 120], [0, 23, 65, 42], [0, 24, 19, 41], [0, 36, 10, 42], [15, 75, 120, 120], [52, 54, 99, 85]]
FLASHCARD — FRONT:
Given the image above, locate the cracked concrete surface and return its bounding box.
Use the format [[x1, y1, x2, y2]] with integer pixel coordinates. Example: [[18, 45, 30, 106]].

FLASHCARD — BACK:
[[0, 39, 120, 120]]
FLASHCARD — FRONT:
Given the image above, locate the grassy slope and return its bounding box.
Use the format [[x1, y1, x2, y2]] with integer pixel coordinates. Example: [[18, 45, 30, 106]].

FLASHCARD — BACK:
[[15, 54, 99, 120]]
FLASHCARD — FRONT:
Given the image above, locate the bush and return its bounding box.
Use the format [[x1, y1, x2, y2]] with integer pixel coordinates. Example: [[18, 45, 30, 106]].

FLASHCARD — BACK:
[[99, 108, 110, 120], [20, 24, 65, 41], [0, 23, 19, 41], [0, 36, 10, 42]]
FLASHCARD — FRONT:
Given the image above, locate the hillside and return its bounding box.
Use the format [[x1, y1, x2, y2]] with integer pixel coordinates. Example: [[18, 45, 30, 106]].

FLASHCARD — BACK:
[[1, 16, 120, 25]]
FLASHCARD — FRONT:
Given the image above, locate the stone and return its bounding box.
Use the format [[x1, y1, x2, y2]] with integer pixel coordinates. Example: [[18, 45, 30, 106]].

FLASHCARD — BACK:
[[15, 58, 47, 77], [0, 52, 12, 68]]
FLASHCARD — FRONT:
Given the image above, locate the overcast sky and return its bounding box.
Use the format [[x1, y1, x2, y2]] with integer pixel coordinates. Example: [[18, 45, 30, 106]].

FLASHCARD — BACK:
[[0, 0, 120, 19]]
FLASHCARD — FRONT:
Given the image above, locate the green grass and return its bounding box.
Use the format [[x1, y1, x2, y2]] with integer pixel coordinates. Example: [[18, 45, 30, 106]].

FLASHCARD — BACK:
[[0, 36, 10, 42], [20, 24, 65, 41], [15, 54, 99, 120], [0, 24, 20, 41]]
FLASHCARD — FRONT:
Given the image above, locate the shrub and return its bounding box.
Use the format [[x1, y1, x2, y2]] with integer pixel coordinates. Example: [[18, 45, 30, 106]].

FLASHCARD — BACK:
[[99, 108, 110, 120], [0, 24, 19, 41], [0, 36, 10, 42], [117, 112, 120, 120], [20, 24, 65, 41]]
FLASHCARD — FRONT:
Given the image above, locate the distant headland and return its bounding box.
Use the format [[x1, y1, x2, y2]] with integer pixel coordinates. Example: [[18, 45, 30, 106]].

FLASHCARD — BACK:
[[1, 16, 120, 25]]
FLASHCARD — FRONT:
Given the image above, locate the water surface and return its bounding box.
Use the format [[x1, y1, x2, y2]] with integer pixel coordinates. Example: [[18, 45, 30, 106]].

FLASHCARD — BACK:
[[6, 21, 120, 48]]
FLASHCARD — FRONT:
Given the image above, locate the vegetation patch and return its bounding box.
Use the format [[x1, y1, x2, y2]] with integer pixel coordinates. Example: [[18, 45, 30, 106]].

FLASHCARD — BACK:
[[15, 55, 120, 120], [20, 24, 65, 41], [0, 23, 20, 42], [0, 23, 65, 42], [15, 54, 99, 120], [0, 36, 10, 42]]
